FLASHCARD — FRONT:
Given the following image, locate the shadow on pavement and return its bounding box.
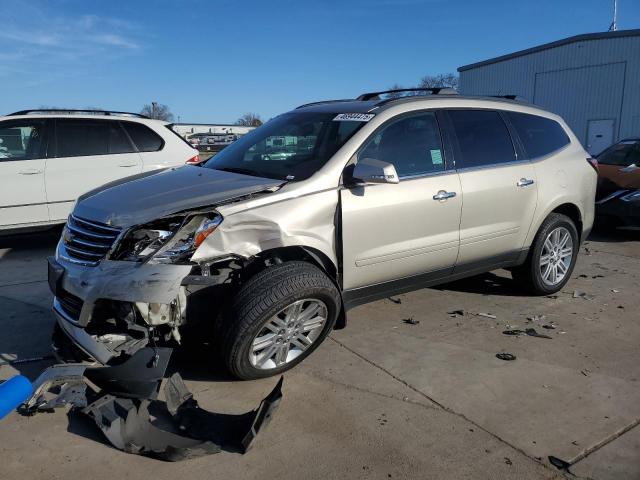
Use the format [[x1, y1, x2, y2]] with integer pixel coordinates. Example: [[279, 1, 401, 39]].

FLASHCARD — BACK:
[[0, 225, 63, 250], [434, 270, 526, 297]]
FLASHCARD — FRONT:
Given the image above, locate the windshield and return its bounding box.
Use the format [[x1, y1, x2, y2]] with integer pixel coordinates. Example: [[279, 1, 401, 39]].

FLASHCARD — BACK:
[[598, 141, 640, 166], [204, 112, 366, 180]]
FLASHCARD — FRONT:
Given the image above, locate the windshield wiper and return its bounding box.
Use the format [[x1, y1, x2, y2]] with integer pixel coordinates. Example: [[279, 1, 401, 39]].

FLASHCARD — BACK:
[[215, 166, 286, 181], [215, 166, 263, 177]]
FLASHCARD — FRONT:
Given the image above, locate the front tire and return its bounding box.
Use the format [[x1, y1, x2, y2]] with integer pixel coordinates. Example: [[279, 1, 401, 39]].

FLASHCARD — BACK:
[[222, 261, 341, 380], [513, 213, 579, 295]]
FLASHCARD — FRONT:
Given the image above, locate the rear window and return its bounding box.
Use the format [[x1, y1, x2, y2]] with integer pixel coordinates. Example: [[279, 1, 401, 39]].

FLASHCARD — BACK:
[[122, 122, 164, 152], [597, 141, 640, 166], [507, 112, 569, 159], [56, 119, 135, 157], [448, 110, 516, 168]]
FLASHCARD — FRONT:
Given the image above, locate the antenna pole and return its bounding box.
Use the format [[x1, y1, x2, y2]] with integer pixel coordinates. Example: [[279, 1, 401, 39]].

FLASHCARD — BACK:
[[610, 0, 618, 31]]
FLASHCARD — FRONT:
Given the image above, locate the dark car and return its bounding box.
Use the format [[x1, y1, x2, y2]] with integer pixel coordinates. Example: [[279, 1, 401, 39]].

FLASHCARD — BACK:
[[595, 139, 640, 228]]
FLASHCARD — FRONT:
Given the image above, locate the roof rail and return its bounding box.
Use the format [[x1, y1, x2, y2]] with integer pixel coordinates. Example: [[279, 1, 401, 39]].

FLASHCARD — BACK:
[[490, 95, 525, 102], [357, 87, 458, 101], [295, 99, 355, 109], [7, 109, 150, 119]]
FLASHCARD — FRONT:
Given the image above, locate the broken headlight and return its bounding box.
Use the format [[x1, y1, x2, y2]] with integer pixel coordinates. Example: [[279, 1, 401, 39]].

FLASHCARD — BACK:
[[114, 214, 222, 264]]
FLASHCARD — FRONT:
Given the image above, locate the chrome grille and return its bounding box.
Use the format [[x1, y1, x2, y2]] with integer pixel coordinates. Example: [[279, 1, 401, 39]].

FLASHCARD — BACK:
[[62, 215, 121, 265]]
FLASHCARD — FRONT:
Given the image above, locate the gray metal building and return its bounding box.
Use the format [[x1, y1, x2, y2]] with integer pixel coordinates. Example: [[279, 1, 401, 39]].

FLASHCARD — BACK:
[[458, 29, 640, 154]]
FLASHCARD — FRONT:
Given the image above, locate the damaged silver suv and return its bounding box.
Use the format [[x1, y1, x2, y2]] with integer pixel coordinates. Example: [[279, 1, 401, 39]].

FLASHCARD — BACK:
[[49, 88, 597, 379]]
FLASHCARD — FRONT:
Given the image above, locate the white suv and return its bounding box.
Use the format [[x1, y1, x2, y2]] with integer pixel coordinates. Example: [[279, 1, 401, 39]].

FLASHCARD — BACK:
[[0, 109, 198, 231]]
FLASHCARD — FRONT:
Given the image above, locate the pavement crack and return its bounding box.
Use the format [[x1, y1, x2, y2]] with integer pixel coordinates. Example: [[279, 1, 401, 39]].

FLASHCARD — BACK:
[[328, 335, 560, 474], [568, 417, 640, 466], [0, 279, 47, 289], [306, 370, 440, 411]]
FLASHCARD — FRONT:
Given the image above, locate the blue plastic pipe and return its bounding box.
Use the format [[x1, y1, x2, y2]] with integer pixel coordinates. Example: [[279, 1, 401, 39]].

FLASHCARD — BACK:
[[0, 375, 33, 420]]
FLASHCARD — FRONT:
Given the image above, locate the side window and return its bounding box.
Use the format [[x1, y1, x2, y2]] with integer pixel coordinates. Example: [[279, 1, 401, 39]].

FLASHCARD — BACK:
[[122, 122, 164, 152], [507, 112, 569, 158], [359, 112, 445, 178], [0, 120, 46, 161], [56, 120, 135, 157], [448, 110, 516, 168]]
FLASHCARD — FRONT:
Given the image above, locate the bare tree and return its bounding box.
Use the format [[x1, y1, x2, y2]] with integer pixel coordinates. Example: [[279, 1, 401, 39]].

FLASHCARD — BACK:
[[140, 102, 174, 121], [385, 84, 406, 98], [418, 73, 459, 90], [236, 113, 263, 127]]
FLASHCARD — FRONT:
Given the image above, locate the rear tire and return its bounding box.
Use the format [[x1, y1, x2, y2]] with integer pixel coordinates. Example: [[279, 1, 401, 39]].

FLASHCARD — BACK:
[[512, 213, 579, 295], [222, 261, 341, 380]]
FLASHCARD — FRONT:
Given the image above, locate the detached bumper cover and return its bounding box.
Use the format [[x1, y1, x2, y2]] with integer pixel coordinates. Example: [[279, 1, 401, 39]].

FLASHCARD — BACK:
[[19, 348, 284, 461]]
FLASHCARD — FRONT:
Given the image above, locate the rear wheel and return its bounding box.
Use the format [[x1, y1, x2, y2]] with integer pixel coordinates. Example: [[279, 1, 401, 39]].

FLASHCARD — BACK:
[[513, 213, 579, 295], [222, 261, 341, 380]]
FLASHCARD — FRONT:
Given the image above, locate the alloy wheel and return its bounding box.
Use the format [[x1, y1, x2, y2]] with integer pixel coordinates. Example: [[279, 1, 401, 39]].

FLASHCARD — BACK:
[[249, 299, 328, 370], [539, 226, 573, 286]]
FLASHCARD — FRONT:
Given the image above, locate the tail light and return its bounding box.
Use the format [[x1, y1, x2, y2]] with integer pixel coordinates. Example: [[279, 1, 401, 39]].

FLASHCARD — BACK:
[[185, 154, 200, 165], [587, 157, 598, 172]]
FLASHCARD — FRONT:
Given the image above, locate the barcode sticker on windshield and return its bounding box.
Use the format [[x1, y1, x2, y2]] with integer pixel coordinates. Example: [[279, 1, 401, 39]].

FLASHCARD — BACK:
[[333, 113, 375, 122]]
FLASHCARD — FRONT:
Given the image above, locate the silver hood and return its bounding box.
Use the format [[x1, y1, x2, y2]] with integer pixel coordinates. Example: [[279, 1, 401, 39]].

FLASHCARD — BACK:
[[73, 166, 283, 227]]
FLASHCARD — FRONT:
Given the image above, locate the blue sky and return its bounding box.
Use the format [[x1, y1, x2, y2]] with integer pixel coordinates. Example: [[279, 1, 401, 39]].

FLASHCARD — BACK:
[[1, 0, 638, 123]]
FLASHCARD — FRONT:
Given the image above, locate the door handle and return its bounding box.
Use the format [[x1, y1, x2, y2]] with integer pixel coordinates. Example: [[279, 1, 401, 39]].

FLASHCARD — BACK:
[[433, 190, 457, 201], [118, 163, 138, 167], [517, 178, 535, 187], [18, 169, 43, 175]]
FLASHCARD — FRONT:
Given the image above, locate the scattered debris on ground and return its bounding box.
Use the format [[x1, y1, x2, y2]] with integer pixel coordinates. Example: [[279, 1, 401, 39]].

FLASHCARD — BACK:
[[388, 297, 402, 304], [402, 317, 420, 325], [502, 328, 552, 339], [447, 309, 465, 317], [581, 369, 591, 377], [504, 457, 513, 465], [496, 353, 516, 361], [611, 289, 620, 293], [548, 455, 572, 471], [526, 314, 546, 323], [542, 324, 556, 330], [8, 347, 283, 461], [573, 290, 595, 301], [475, 312, 497, 319]]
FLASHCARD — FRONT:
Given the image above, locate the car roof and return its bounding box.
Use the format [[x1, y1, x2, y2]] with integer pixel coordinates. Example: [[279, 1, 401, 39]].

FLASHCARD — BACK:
[[292, 93, 549, 116], [0, 112, 168, 125]]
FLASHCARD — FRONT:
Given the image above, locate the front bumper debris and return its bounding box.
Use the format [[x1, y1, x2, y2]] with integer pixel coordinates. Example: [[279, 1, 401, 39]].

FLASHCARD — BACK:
[[18, 347, 284, 461]]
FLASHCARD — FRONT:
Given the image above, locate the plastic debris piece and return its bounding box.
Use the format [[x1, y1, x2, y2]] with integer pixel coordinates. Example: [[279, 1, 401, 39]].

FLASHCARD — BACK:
[[548, 456, 571, 470], [402, 317, 420, 325], [502, 328, 552, 339], [475, 312, 497, 319], [573, 290, 595, 301], [542, 324, 556, 330], [83, 375, 284, 461], [388, 297, 402, 304], [611, 289, 620, 293], [496, 353, 516, 361], [447, 309, 465, 317]]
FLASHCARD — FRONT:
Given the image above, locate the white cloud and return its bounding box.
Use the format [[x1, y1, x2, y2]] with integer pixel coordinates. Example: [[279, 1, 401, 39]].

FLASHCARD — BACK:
[[0, 1, 144, 79]]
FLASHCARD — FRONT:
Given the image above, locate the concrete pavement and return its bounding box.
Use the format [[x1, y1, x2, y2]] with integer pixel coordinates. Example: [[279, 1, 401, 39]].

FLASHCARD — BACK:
[[0, 227, 638, 479]]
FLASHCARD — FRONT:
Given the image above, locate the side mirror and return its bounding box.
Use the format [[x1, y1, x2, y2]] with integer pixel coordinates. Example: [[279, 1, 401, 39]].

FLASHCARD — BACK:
[[348, 158, 399, 185]]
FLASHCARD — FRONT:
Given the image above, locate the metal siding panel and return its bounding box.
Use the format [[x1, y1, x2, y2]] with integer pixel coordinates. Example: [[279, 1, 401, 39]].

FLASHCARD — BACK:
[[459, 36, 640, 143]]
